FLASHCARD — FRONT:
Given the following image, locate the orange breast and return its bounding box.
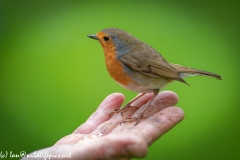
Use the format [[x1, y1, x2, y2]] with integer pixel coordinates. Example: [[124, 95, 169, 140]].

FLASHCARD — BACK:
[[102, 43, 134, 86]]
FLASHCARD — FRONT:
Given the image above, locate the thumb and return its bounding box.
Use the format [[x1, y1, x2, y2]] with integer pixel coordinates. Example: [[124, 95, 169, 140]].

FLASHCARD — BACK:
[[21, 134, 148, 160]]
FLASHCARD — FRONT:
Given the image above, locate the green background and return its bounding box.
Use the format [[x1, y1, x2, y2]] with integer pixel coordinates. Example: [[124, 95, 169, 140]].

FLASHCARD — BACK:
[[1, 0, 239, 159]]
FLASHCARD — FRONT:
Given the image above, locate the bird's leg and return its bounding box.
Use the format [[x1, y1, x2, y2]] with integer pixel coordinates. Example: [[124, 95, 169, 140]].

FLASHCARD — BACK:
[[120, 89, 159, 126], [109, 93, 146, 118]]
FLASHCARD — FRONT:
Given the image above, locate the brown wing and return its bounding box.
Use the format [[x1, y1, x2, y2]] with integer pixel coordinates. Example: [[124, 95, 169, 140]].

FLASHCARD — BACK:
[[120, 44, 188, 85]]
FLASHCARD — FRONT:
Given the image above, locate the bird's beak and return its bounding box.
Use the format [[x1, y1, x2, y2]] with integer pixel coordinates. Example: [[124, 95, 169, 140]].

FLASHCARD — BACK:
[[87, 34, 99, 40]]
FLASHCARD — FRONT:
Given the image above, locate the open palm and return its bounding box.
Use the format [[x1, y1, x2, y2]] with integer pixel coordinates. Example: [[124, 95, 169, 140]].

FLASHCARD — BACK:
[[23, 91, 184, 160]]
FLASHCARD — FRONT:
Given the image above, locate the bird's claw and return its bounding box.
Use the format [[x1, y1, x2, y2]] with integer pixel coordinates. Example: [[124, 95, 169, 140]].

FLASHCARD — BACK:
[[109, 105, 138, 118], [109, 108, 126, 118], [120, 114, 148, 126]]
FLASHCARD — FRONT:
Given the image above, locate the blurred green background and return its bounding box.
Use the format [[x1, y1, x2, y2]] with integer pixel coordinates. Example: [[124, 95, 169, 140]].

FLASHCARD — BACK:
[[1, 0, 239, 159]]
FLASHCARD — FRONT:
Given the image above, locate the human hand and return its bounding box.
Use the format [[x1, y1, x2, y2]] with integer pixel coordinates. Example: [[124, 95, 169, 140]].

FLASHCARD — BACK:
[[22, 91, 184, 160]]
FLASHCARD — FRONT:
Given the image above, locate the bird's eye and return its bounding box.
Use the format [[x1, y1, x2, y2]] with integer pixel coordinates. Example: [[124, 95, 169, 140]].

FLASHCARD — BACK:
[[103, 36, 110, 41]]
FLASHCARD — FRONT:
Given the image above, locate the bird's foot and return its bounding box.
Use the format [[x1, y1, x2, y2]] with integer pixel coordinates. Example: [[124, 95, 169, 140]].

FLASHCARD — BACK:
[[109, 103, 138, 118], [120, 112, 148, 126]]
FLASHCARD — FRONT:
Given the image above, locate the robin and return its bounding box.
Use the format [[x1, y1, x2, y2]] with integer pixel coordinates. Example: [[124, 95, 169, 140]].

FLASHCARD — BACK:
[[87, 28, 222, 125]]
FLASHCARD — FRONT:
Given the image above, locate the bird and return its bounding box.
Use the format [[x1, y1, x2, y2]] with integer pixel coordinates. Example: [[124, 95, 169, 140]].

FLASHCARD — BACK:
[[87, 28, 222, 125]]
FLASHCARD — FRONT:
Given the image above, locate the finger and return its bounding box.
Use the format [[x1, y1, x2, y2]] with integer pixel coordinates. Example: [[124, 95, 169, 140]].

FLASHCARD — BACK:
[[91, 91, 177, 135], [54, 134, 147, 160], [133, 90, 179, 117], [74, 93, 125, 134], [110, 91, 178, 132], [110, 93, 154, 122], [114, 107, 184, 146], [144, 107, 184, 145], [91, 93, 154, 135]]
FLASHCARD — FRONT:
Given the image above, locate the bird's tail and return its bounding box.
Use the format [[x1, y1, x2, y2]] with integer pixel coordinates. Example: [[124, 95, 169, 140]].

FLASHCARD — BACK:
[[171, 64, 222, 80]]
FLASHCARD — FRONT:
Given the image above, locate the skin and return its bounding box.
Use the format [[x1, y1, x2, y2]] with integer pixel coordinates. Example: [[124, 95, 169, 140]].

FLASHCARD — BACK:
[[22, 91, 184, 160]]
